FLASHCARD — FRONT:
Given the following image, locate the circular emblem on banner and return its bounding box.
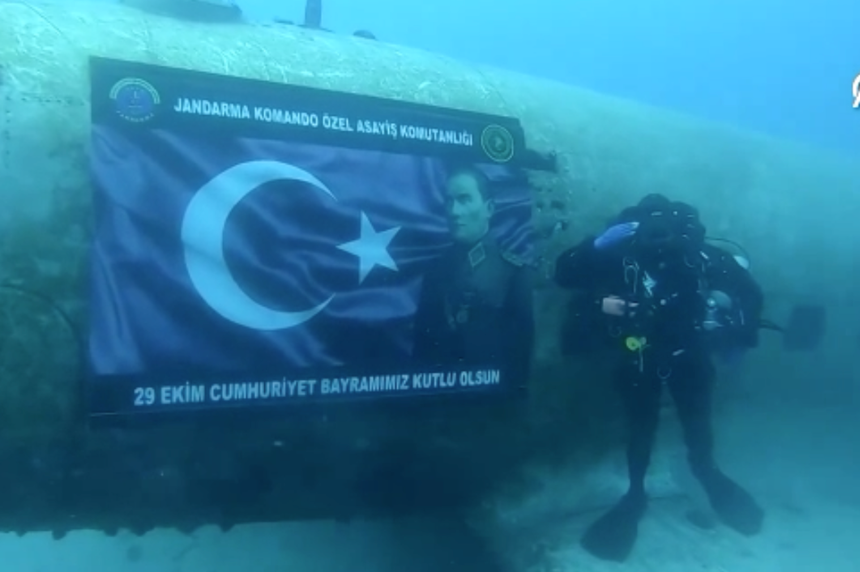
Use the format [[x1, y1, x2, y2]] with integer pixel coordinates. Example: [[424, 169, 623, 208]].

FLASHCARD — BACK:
[[109, 78, 161, 123], [480, 124, 515, 163]]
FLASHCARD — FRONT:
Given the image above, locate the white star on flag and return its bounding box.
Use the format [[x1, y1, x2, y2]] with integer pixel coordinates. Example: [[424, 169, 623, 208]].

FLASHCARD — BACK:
[[336, 211, 401, 284]]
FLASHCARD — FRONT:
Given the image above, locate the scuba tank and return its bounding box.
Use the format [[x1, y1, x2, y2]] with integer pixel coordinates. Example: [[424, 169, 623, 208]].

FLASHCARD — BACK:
[[701, 252, 750, 332], [703, 289, 733, 331]]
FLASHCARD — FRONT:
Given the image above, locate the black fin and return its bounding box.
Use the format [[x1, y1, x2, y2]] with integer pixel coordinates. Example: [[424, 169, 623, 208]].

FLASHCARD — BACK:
[[780, 304, 827, 351], [581, 493, 646, 562]]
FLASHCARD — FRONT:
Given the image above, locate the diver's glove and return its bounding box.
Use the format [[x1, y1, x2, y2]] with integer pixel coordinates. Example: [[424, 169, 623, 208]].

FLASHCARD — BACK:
[[593, 222, 639, 250], [601, 295, 638, 317]]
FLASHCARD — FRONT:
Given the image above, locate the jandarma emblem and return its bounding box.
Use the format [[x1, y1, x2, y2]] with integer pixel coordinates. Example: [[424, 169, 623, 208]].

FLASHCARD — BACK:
[[110, 78, 161, 122], [480, 124, 515, 163]]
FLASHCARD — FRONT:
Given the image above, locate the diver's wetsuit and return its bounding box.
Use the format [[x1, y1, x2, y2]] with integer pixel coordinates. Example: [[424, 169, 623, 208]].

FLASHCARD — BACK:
[[555, 196, 765, 562]]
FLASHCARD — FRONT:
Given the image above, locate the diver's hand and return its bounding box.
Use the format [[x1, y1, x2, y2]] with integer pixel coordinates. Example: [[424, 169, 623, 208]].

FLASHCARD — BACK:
[[593, 222, 639, 250], [601, 296, 638, 317]]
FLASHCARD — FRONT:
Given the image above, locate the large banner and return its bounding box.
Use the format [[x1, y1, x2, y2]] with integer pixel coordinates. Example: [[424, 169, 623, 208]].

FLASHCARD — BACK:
[[87, 57, 538, 416]]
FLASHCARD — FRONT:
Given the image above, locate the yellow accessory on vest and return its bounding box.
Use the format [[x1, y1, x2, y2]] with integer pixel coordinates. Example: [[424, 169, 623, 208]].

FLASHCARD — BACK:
[[625, 336, 647, 351]]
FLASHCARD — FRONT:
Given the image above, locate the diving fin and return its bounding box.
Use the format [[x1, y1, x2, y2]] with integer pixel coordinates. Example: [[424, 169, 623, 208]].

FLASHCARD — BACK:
[[760, 303, 827, 351], [700, 470, 764, 536], [580, 493, 646, 562]]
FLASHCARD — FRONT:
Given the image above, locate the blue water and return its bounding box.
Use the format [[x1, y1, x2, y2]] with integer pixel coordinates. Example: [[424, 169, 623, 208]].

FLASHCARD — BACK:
[[241, 0, 859, 154]]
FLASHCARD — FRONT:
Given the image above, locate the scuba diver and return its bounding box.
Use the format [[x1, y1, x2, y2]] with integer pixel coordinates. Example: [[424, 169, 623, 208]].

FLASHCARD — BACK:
[[554, 194, 765, 562]]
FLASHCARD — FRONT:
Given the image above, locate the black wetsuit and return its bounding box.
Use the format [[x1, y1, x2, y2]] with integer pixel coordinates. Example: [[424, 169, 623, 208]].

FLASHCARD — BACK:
[[557, 238, 763, 483], [555, 233, 766, 561]]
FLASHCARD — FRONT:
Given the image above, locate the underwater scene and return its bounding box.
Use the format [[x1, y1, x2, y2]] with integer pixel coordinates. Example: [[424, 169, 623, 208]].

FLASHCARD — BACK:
[[0, 0, 857, 570]]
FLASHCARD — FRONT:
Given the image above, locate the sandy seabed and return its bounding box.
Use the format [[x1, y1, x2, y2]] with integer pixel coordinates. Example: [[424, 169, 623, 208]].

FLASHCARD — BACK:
[[1, 402, 857, 572]]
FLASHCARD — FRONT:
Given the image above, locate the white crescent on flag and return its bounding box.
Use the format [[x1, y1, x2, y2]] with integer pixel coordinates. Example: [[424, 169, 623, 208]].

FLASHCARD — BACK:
[[181, 160, 401, 331]]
